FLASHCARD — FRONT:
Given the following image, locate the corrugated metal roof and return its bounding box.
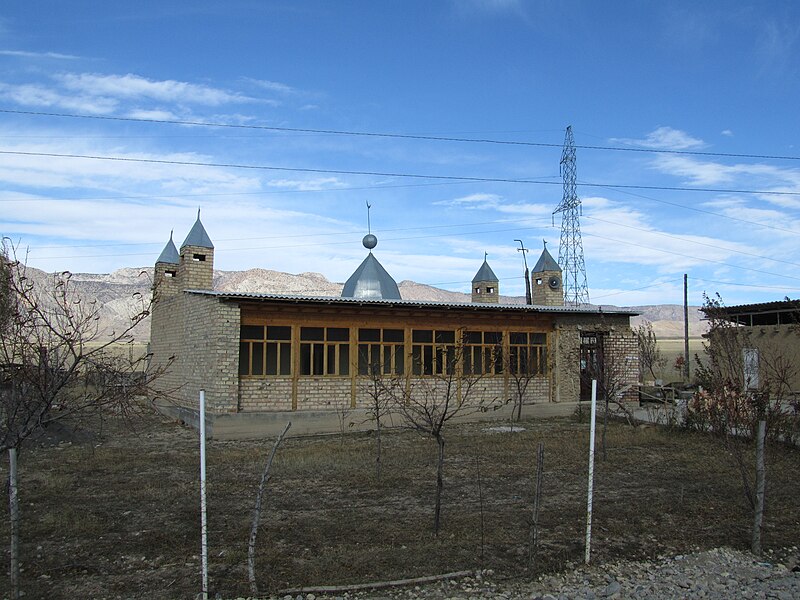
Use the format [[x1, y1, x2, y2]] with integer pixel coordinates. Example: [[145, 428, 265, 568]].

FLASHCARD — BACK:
[[472, 260, 498, 283], [704, 299, 800, 317], [181, 211, 214, 249], [532, 247, 560, 273], [341, 253, 401, 300], [156, 233, 179, 264], [188, 289, 637, 315]]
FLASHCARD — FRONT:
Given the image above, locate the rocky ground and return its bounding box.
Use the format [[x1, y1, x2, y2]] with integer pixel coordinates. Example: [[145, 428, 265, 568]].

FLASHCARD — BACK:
[[235, 547, 800, 600]]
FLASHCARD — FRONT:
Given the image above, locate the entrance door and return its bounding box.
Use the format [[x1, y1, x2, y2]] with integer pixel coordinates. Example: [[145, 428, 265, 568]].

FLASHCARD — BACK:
[[580, 332, 604, 401]]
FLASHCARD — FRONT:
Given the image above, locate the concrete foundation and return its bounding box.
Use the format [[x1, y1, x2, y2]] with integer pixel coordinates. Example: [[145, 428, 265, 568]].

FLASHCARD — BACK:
[[156, 401, 582, 440]]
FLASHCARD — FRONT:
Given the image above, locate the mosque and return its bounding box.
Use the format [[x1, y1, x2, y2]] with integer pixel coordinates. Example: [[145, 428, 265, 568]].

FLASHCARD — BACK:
[[149, 212, 638, 438]]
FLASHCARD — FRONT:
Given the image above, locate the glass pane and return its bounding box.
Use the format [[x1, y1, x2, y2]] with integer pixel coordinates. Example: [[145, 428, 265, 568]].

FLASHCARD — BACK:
[[383, 346, 392, 374], [313, 343, 324, 375], [358, 344, 369, 375], [531, 333, 546, 345], [423, 346, 433, 375], [412, 330, 433, 343], [412, 346, 422, 375], [395, 349, 404, 375], [383, 329, 404, 342], [327, 328, 350, 342], [359, 328, 380, 342], [327, 345, 336, 375], [485, 331, 502, 345], [436, 330, 455, 344], [339, 344, 350, 376], [241, 325, 264, 340], [510, 332, 527, 345], [267, 325, 291, 340], [300, 344, 311, 375], [252, 343, 264, 376], [494, 348, 503, 373], [239, 342, 250, 375], [266, 342, 278, 375], [301, 327, 324, 341], [465, 331, 481, 344], [279, 344, 292, 375]]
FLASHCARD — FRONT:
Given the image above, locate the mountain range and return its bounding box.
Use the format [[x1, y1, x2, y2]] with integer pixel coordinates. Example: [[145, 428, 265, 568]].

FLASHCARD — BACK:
[[21, 266, 708, 343]]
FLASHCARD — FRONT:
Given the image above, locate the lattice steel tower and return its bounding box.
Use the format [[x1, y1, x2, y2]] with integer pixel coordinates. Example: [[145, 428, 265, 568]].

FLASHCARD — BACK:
[[553, 126, 590, 305]]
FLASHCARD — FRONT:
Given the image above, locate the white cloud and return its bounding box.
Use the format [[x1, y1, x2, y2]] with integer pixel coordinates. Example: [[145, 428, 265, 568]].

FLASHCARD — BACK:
[[721, 129, 734, 137], [612, 126, 706, 150], [435, 193, 502, 208], [266, 177, 346, 191], [0, 49, 79, 60], [126, 108, 180, 121], [56, 73, 252, 106], [652, 155, 800, 196], [0, 82, 118, 113], [245, 78, 297, 94]]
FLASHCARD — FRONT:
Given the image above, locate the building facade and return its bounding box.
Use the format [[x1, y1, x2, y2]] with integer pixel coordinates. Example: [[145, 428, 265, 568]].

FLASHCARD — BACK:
[[150, 216, 639, 438]]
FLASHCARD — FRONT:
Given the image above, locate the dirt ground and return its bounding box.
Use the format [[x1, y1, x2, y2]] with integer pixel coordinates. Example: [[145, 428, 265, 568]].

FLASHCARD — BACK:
[[1, 409, 799, 599]]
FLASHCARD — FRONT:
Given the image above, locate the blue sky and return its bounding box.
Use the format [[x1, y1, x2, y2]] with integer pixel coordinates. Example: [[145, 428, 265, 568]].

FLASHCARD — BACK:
[[1, 1, 799, 307]]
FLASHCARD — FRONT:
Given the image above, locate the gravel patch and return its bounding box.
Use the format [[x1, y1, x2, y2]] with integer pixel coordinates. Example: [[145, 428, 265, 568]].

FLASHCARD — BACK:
[[229, 546, 800, 600]]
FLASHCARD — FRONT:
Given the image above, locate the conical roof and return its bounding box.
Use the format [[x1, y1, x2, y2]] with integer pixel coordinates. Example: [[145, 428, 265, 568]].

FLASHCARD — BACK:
[[472, 259, 498, 283], [341, 253, 401, 300], [181, 210, 214, 249], [156, 231, 179, 264], [533, 246, 560, 273]]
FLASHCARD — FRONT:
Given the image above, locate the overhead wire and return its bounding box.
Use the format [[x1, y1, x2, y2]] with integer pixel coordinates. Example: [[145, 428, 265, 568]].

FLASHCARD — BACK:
[[1, 149, 799, 197], [2, 108, 799, 161]]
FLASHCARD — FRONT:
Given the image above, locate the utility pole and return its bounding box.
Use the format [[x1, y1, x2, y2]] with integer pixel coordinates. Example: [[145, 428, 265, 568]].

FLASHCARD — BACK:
[[515, 239, 532, 305], [684, 274, 690, 381], [553, 126, 590, 306]]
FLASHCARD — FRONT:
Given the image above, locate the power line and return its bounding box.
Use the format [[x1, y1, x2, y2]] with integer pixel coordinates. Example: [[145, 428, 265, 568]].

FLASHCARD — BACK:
[[2, 149, 799, 197], [3, 108, 799, 162]]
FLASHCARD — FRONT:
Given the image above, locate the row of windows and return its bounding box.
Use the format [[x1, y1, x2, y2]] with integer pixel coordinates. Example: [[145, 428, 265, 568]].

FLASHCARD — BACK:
[[239, 325, 547, 378]]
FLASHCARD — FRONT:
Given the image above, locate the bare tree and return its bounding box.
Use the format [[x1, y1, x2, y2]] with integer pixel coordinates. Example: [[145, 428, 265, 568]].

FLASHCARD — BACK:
[[634, 320, 665, 383], [688, 293, 800, 553], [387, 336, 498, 534], [360, 362, 399, 479], [505, 338, 541, 423], [0, 239, 172, 598]]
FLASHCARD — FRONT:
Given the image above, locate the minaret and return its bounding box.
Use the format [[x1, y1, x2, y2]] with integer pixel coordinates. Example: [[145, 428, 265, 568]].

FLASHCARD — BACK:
[[177, 209, 214, 290], [531, 241, 563, 306], [472, 254, 499, 303], [153, 230, 180, 300]]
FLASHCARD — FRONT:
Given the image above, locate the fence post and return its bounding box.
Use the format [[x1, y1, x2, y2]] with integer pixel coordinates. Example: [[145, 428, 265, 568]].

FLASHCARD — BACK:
[[585, 380, 597, 565]]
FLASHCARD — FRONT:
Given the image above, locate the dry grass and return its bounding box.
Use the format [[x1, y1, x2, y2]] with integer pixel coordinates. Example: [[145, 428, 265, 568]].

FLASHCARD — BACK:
[[1, 411, 799, 599]]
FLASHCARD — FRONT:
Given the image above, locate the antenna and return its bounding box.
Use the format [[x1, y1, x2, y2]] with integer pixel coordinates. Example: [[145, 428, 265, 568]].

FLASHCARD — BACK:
[[366, 201, 372, 234], [514, 239, 532, 305], [552, 126, 590, 305]]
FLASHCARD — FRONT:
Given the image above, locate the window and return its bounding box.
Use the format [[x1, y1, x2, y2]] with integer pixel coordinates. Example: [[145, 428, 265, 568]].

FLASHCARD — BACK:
[[509, 331, 547, 376], [300, 327, 350, 376], [358, 328, 405, 376], [486, 287, 495, 294], [412, 329, 456, 375], [239, 324, 292, 376], [463, 331, 503, 375], [192, 253, 206, 262]]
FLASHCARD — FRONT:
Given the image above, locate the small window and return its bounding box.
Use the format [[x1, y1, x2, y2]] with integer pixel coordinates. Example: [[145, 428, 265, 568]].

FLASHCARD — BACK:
[[487, 287, 495, 294], [475, 287, 482, 294], [536, 278, 543, 285], [165, 270, 176, 278], [193, 253, 206, 262]]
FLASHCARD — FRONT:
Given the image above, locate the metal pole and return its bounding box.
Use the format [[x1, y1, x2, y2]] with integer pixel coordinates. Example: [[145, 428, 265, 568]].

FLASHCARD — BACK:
[[684, 274, 690, 381], [199, 390, 208, 600], [585, 380, 597, 564]]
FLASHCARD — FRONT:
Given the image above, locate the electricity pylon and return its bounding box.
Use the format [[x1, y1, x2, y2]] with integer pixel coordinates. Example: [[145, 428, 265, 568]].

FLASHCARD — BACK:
[[553, 125, 590, 306]]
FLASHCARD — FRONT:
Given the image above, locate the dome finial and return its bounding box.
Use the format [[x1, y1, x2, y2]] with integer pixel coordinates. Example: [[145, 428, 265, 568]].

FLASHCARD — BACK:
[[362, 200, 377, 250]]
